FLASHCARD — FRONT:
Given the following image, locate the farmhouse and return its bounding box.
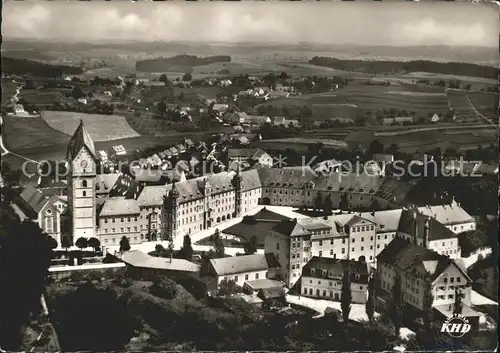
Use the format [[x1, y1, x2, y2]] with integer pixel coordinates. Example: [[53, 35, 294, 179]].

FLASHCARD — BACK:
[[300, 257, 369, 304], [430, 113, 440, 123], [227, 148, 274, 168]]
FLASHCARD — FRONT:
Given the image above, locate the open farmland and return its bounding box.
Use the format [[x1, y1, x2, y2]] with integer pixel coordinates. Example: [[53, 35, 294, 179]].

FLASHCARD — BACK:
[[19, 89, 66, 106], [264, 83, 450, 120], [344, 124, 497, 153], [2, 115, 71, 153], [445, 89, 498, 123], [41, 111, 141, 142]]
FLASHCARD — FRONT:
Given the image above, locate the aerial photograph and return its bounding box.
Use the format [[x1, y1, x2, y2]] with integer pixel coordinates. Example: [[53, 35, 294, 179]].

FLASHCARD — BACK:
[[0, 1, 498, 351]]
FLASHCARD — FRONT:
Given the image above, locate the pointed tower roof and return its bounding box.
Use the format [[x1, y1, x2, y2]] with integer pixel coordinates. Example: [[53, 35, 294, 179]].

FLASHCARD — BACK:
[[67, 120, 96, 160]]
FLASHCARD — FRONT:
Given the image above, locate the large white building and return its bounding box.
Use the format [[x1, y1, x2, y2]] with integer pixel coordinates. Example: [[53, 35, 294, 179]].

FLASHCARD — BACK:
[[264, 205, 471, 287], [376, 237, 476, 320]]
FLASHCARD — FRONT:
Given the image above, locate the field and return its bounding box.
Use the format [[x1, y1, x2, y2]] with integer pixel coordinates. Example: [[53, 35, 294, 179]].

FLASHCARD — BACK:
[[446, 89, 498, 123], [19, 89, 66, 106], [264, 83, 451, 120], [41, 111, 141, 142]]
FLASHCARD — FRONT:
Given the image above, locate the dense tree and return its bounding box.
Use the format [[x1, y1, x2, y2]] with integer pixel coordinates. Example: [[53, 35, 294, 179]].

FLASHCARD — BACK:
[[119, 236, 131, 252], [71, 85, 85, 100], [340, 270, 352, 324], [339, 193, 349, 211], [422, 277, 434, 332], [323, 196, 333, 216], [180, 234, 193, 261], [313, 193, 323, 212], [365, 272, 376, 326], [218, 278, 241, 296], [75, 237, 88, 250], [453, 288, 464, 315], [182, 73, 193, 82], [149, 277, 178, 299], [0, 220, 54, 349], [368, 139, 384, 156], [390, 274, 404, 337], [61, 234, 71, 249], [155, 244, 165, 252], [244, 236, 258, 255], [88, 237, 101, 252], [211, 229, 225, 258]]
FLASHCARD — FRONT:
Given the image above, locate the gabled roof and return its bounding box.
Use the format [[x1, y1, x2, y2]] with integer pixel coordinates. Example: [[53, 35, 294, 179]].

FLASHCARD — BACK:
[[345, 214, 376, 227], [302, 256, 368, 283], [95, 173, 121, 194], [272, 219, 311, 238], [17, 186, 51, 217], [416, 200, 475, 226], [376, 237, 454, 281], [121, 250, 200, 272], [398, 209, 458, 241], [210, 253, 280, 277], [67, 120, 96, 160], [99, 197, 141, 217]]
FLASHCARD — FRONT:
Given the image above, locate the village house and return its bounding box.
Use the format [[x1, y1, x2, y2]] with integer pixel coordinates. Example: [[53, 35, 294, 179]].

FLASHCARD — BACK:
[[382, 117, 414, 125], [227, 148, 274, 168], [300, 257, 369, 303], [430, 113, 440, 123]]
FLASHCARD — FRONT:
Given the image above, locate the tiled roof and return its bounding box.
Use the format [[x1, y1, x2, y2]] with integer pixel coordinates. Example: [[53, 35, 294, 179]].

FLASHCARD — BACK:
[[210, 253, 280, 277], [272, 219, 311, 238], [257, 167, 317, 189], [18, 186, 50, 216], [245, 278, 285, 290], [258, 286, 286, 300], [376, 237, 453, 281], [252, 207, 290, 222], [416, 200, 474, 226], [398, 209, 458, 241], [302, 257, 369, 284], [99, 197, 141, 216], [136, 170, 261, 207], [95, 173, 121, 194], [121, 250, 200, 272], [109, 174, 143, 199], [67, 120, 96, 160], [375, 177, 416, 203]]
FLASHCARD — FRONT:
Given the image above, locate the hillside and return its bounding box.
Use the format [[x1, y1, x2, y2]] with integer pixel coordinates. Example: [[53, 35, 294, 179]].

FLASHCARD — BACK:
[[2, 57, 83, 77], [136, 55, 231, 72], [309, 57, 498, 79]]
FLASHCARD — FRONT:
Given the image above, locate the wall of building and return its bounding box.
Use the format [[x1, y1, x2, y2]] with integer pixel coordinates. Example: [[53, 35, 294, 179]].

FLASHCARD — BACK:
[[217, 269, 269, 287], [432, 264, 472, 307], [429, 238, 461, 259], [301, 275, 367, 303], [97, 214, 142, 245], [446, 222, 476, 234], [265, 230, 292, 286]]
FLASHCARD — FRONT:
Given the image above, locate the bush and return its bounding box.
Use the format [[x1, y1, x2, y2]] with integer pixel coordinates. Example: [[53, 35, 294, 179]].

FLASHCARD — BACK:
[[149, 277, 178, 299]]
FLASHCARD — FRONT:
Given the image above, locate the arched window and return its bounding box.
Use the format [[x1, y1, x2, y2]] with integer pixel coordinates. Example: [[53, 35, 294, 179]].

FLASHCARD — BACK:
[[82, 180, 87, 187], [82, 191, 87, 197]]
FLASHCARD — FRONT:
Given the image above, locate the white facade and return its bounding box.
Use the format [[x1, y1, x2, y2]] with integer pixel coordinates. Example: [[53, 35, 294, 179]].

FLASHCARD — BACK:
[[69, 147, 97, 239], [301, 276, 368, 304]]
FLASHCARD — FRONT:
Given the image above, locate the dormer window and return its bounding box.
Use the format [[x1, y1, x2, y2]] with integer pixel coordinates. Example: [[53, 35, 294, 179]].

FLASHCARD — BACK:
[[46, 209, 52, 215]]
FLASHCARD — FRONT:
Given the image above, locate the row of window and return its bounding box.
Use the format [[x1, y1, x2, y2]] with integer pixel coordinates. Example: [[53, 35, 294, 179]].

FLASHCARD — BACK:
[[351, 225, 375, 232], [103, 234, 145, 244], [103, 226, 138, 233], [104, 217, 139, 223], [303, 287, 340, 300], [224, 273, 260, 282]]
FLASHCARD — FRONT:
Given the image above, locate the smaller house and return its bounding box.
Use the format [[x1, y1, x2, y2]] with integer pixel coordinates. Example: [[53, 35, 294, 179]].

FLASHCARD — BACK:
[[227, 148, 274, 168], [112, 145, 126, 156], [184, 138, 195, 150], [208, 253, 281, 295], [301, 257, 369, 303], [430, 113, 440, 123], [97, 150, 108, 161], [121, 250, 200, 279], [77, 98, 87, 105], [220, 79, 232, 87]]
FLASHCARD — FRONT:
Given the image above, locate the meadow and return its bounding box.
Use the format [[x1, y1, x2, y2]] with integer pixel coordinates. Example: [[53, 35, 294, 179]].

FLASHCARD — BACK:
[[41, 111, 141, 142]]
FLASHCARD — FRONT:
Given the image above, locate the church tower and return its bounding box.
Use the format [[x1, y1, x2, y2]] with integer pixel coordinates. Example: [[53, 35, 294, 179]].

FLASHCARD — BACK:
[[67, 120, 97, 242], [162, 182, 179, 241]]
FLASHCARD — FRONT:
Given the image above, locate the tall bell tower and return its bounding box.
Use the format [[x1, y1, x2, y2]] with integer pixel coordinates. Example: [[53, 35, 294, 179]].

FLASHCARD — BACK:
[[67, 120, 97, 242], [162, 182, 179, 241]]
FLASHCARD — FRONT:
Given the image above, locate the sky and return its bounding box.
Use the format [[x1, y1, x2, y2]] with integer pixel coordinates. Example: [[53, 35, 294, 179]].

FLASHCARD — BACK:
[[2, 1, 498, 47]]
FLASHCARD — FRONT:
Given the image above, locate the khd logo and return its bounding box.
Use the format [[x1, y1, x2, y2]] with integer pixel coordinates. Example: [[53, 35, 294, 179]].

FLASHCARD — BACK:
[[440, 314, 471, 338]]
